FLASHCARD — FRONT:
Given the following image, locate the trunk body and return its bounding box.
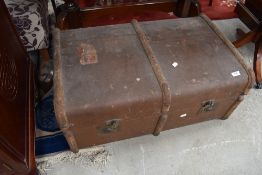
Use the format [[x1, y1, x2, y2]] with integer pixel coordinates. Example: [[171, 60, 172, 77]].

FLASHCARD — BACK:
[[54, 15, 253, 152]]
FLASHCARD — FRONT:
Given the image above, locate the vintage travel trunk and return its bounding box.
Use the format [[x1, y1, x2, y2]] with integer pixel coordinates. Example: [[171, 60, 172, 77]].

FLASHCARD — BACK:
[[54, 14, 254, 152]]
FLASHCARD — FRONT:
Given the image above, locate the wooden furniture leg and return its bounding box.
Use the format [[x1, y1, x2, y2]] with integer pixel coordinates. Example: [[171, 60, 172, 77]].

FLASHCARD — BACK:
[[233, 29, 257, 48], [175, 0, 201, 17], [38, 48, 53, 96], [50, 0, 58, 16], [254, 37, 262, 88], [233, 24, 262, 88], [208, 0, 212, 6], [56, 0, 81, 30]]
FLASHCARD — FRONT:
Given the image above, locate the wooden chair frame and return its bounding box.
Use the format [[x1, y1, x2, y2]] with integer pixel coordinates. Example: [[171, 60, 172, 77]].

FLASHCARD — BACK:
[[233, 1, 262, 88]]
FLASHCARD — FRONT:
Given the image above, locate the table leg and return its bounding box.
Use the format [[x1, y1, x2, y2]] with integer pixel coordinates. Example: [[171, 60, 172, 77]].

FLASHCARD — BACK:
[[233, 29, 257, 48]]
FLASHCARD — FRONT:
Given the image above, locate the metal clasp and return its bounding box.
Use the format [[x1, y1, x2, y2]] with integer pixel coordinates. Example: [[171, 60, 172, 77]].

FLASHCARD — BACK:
[[200, 100, 216, 112], [98, 119, 121, 134]]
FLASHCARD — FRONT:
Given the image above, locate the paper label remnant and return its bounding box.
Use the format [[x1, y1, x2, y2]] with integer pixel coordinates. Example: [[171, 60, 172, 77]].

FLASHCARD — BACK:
[[179, 113, 187, 118], [77, 43, 98, 65], [172, 62, 178, 68], [231, 71, 241, 77]]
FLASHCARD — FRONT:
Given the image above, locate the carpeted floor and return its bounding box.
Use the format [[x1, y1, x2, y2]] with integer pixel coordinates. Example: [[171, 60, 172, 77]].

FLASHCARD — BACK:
[[37, 18, 262, 175], [201, 0, 237, 19]]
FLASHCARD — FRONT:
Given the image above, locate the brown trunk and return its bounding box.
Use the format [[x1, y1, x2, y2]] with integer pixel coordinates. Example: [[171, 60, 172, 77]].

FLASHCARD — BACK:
[[54, 15, 253, 152]]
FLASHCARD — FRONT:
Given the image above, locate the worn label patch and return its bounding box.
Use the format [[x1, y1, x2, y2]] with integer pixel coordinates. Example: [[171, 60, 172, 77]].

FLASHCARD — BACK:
[[172, 62, 178, 68], [77, 43, 98, 65], [179, 113, 187, 118], [231, 71, 241, 77]]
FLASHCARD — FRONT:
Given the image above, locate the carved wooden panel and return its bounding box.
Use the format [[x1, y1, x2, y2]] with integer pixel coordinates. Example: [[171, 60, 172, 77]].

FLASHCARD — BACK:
[[0, 48, 18, 101], [0, 0, 35, 174]]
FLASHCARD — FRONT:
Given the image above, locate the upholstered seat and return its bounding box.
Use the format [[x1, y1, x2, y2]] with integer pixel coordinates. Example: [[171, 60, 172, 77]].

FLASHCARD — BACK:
[[4, 0, 49, 51]]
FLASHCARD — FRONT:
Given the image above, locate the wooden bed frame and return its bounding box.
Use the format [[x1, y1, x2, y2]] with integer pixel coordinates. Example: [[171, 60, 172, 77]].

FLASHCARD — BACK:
[[53, 0, 201, 29]]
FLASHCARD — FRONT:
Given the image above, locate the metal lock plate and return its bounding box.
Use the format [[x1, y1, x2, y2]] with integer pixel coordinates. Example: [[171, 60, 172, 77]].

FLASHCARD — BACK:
[[97, 119, 121, 134], [200, 100, 216, 112]]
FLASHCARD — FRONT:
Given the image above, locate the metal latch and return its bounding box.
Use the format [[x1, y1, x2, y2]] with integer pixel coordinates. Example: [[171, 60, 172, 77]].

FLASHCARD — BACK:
[[98, 119, 121, 134], [200, 100, 216, 112]]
